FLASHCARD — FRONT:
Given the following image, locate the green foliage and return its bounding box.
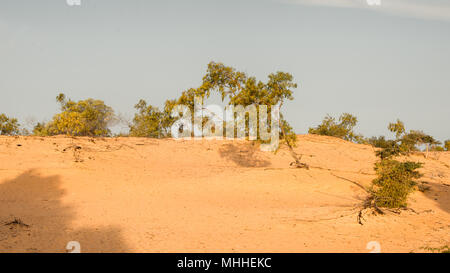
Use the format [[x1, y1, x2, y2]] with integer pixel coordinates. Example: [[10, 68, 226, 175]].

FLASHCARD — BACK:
[[368, 120, 429, 210], [366, 136, 401, 159], [0, 114, 20, 135], [34, 93, 114, 137], [33, 122, 48, 136], [401, 130, 440, 152], [129, 99, 169, 138], [388, 119, 405, 139], [372, 160, 423, 208], [431, 145, 445, 152], [445, 140, 450, 151], [366, 135, 392, 148], [206, 62, 297, 144], [368, 120, 442, 159], [280, 117, 297, 146], [308, 113, 361, 142], [138, 61, 299, 144]]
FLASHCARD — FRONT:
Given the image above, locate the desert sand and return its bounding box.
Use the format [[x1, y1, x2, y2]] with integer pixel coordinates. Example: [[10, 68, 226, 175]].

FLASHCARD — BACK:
[[0, 134, 448, 253]]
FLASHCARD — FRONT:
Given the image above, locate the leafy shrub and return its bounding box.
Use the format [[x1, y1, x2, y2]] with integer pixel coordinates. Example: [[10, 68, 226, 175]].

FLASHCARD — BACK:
[[34, 93, 114, 137], [445, 140, 450, 151], [129, 99, 170, 138], [400, 130, 440, 153], [279, 117, 297, 146], [365, 136, 401, 159], [134, 61, 299, 144], [371, 160, 423, 208], [431, 145, 445, 152], [388, 119, 405, 139], [367, 120, 441, 159], [308, 113, 362, 142], [0, 114, 20, 135]]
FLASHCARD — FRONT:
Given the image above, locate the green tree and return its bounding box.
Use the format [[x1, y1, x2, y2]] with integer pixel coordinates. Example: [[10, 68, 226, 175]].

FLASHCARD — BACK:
[[372, 160, 423, 208], [0, 114, 20, 135], [371, 120, 441, 158], [365, 136, 400, 159], [431, 145, 445, 152], [388, 119, 405, 139], [308, 113, 361, 142], [365, 120, 429, 210], [208, 64, 297, 145], [129, 99, 169, 138], [445, 140, 450, 151], [152, 61, 306, 167], [34, 93, 115, 137], [400, 130, 440, 157], [164, 61, 298, 141]]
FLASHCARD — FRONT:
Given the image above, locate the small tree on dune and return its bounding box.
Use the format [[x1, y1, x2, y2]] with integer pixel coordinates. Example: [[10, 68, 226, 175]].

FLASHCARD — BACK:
[[358, 120, 431, 220], [34, 93, 115, 137], [371, 160, 423, 208], [308, 113, 362, 142], [403, 130, 440, 158], [129, 99, 170, 138], [370, 119, 441, 158], [388, 119, 405, 139], [132, 61, 307, 168], [445, 140, 450, 151], [0, 114, 20, 135]]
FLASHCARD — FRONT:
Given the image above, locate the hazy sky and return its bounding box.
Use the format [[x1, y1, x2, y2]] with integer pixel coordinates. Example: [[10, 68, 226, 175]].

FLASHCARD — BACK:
[[1, 0, 449, 140]]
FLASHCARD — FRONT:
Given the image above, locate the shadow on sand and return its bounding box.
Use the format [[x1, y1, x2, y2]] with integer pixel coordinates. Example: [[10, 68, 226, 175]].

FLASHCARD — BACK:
[[0, 170, 129, 253], [422, 181, 450, 214], [218, 143, 270, 168]]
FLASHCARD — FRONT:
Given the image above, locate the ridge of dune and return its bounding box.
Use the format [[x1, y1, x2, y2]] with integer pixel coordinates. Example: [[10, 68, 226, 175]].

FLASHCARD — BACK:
[[0, 134, 449, 252]]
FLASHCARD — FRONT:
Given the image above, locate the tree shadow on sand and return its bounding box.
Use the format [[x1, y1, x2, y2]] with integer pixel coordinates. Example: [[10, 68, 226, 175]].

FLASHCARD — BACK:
[[218, 143, 271, 168], [421, 181, 450, 214], [0, 170, 129, 253]]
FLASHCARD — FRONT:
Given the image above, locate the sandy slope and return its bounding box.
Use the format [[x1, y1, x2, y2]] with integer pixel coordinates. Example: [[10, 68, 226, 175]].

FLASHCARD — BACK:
[[0, 134, 448, 253]]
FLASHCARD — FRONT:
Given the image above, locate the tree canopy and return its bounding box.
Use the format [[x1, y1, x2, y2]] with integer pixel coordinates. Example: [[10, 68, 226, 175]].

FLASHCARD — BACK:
[[34, 93, 115, 137], [130, 61, 298, 143], [445, 140, 450, 151], [0, 114, 20, 135], [308, 113, 361, 142], [129, 99, 169, 138], [368, 119, 441, 159]]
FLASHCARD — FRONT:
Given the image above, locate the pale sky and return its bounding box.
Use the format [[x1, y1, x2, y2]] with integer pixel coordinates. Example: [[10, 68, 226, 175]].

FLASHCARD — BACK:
[[1, 0, 449, 140]]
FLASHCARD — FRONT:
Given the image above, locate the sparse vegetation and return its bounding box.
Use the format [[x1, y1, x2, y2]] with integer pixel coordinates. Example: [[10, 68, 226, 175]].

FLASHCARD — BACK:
[[367, 120, 441, 159], [129, 99, 169, 138], [402, 130, 440, 157], [366, 136, 401, 159], [33, 93, 115, 137], [445, 140, 450, 151], [308, 113, 362, 142], [422, 245, 450, 253], [371, 160, 423, 208], [5, 217, 29, 228], [131, 61, 307, 167], [431, 145, 445, 152], [0, 64, 447, 179], [388, 119, 405, 139], [361, 120, 431, 212], [0, 114, 20, 135]]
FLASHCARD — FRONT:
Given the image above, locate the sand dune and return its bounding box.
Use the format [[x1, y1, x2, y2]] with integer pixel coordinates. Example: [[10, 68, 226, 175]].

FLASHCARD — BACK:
[[0, 135, 448, 253]]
